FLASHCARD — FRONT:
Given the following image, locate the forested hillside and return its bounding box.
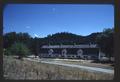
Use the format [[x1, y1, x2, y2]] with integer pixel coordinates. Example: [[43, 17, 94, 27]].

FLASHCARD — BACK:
[[3, 28, 113, 58]]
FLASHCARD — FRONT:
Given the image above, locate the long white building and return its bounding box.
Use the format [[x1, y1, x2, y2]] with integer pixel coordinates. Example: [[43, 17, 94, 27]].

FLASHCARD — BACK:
[[39, 44, 105, 60]]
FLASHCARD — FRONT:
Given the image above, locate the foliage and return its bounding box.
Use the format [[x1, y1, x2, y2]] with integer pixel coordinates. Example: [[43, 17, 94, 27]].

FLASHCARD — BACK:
[[3, 32, 32, 49], [5, 42, 31, 59], [3, 32, 17, 49], [96, 28, 114, 57], [4, 49, 12, 56], [3, 28, 114, 58]]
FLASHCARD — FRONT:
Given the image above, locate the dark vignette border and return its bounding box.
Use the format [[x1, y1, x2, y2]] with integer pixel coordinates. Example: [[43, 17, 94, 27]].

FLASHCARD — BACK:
[[0, 0, 119, 82]]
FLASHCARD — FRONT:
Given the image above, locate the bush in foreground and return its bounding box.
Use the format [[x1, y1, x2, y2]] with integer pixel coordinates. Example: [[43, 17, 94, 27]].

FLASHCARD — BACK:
[[4, 42, 31, 59]]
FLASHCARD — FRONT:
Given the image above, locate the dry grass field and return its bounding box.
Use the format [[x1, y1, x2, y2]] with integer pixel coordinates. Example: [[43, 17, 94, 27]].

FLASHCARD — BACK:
[[3, 55, 114, 80]]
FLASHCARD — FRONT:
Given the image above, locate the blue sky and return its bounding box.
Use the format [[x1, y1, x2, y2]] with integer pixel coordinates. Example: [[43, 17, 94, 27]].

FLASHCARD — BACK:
[[3, 4, 114, 38]]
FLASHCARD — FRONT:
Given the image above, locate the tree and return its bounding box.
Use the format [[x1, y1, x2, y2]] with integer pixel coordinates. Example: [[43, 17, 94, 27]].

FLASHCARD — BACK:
[[3, 32, 32, 49], [34, 37, 39, 57], [5, 42, 31, 59], [96, 28, 114, 58], [3, 32, 17, 48]]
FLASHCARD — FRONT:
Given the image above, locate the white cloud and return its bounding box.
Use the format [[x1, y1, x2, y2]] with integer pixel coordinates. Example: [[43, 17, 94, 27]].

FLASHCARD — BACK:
[[34, 34, 39, 37], [26, 26, 31, 29]]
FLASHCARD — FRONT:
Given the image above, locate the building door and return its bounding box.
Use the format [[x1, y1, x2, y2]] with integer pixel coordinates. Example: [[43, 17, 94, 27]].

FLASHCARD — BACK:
[[62, 49, 67, 58], [77, 49, 83, 59], [48, 49, 54, 57]]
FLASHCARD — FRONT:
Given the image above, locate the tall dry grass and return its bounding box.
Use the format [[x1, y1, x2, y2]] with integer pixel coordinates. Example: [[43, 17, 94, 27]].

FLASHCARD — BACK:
[[3, 55, 114, 80]]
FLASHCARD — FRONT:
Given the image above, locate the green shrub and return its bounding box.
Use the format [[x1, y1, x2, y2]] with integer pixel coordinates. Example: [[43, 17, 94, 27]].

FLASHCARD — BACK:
[[5, 42, 31, 59], [4, 49, 12, 56]]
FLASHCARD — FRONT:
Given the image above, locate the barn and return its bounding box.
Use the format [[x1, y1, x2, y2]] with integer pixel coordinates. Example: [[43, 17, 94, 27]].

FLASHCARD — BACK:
[[39, 44, 105, 60]]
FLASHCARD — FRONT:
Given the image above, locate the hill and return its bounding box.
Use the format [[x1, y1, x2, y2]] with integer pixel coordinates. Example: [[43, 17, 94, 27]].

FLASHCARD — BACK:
[[42, 32, 101, 45]]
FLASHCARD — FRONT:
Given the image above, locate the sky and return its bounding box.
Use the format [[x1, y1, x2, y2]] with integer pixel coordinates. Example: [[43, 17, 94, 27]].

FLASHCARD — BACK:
[[3, 4, 114, 38]]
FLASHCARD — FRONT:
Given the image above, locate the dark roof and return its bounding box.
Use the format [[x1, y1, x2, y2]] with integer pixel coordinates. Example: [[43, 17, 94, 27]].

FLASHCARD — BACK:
[[41, 44, 98, 49]]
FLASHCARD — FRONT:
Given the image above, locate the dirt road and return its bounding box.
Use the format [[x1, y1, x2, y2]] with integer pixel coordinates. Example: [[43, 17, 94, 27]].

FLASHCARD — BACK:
[[25, 58, 114, 74]]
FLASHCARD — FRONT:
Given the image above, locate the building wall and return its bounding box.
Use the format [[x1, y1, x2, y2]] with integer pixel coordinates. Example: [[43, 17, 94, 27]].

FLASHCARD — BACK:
[[39, 48, 99, 59]]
